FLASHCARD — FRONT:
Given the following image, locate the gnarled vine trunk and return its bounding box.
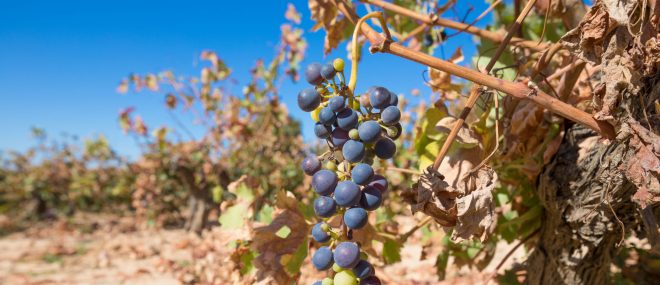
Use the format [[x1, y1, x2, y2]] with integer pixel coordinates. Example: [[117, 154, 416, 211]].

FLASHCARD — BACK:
[[527, 0, 660, 283]]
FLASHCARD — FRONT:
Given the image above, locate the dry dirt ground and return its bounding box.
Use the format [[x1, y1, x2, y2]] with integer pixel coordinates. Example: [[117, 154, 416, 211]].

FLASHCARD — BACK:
[[0, 214, 524, 285]]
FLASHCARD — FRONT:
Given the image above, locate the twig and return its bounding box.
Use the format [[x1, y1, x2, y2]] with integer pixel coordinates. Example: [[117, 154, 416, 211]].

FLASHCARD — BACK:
[[495, 228, 540, 272], [349, 11, 391, 94], [400, 23, 428, 42], [433, 0, 540, 172], [361, 0, 548, 52], [334, 0, 615, 140], [399, 216, 433, 242], [445, 0, 502, 39], [468, 91, 501, 176], [386, 167, 421, 175]]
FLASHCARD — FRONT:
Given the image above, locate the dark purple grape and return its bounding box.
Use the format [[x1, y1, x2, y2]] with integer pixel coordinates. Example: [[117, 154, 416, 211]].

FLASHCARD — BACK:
[[333, 242, 360, 269], [369, 86, 390, 109], [314, 122, 332, 139], [357, 120, 381, 143], [368, 175, 388, 193], [321, 63, 337, 80], [312, 222, 331, 243], [351, 163, 374, 185], [360, 185, 383, 211], [342, 140, 365, 163], [352, 260, 374, 279], [344, 207, 368, 229], [305, 63, 324, 85], [329, 96, 346, 112], [336, 109, 359, 130], [312, 246, 334, 270], [314, 196, 337, 217], [388, 90, 398, 107], [297, 88, 321, 112], [374, 137, 396, 159], [331, 128, 350, 149], [312, 170, 338, 196], [380, 106, 401, 125], [360, 276, 382, 285], [319, 107, 336, 126], [334, 181, 361, 207], [301, 155, 321, 176]]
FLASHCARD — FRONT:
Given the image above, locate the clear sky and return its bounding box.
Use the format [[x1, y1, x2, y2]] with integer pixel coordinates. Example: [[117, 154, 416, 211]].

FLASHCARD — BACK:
[[0, 0, 493, 159]]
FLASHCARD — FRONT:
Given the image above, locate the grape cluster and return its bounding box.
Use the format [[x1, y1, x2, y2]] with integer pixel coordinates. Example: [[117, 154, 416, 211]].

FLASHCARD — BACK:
[[298, 59, 401, 285]]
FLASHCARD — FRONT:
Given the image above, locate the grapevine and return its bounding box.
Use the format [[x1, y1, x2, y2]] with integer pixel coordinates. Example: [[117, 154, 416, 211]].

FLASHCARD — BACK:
[[297, 46, 401, 284]]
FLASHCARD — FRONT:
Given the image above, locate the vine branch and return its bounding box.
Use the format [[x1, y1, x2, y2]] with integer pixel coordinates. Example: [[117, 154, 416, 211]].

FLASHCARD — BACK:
[[333, 0, 615, 141]]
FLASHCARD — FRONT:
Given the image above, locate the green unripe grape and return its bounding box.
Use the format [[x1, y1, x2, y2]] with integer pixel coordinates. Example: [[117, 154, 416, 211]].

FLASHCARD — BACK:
[[351, 99, 361, 110], [333, 58, 345, 72], [321, 223, 330, 232], [322, 277, 334, 285], [333, 263, 345, 272], [326, 161, 337, 171], [334, 270, 357, 285], [348, 129, 359, 140]]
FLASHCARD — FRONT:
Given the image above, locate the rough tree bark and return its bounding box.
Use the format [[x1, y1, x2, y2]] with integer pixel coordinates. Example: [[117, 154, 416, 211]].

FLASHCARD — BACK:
[[527, 0, 660, 283]]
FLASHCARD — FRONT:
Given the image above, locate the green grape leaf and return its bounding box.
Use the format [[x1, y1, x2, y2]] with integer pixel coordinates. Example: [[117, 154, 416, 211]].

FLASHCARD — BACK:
[[382, 238, 402, 264]]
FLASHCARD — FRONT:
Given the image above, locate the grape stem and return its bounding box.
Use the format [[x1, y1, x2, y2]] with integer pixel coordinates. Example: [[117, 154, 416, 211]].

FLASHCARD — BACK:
[[348, 11, 391, 95], [333, 0, 615, 140]]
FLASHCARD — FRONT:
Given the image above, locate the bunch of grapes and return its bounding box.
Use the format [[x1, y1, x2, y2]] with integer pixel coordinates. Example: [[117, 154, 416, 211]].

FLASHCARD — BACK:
[[297, 59, 402, 285]]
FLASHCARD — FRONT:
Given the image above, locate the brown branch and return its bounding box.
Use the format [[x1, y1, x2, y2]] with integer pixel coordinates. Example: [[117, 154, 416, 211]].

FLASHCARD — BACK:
[[334, 0, 615, 141], [361, 0, 549, 52], [433, 0, 538, 171]]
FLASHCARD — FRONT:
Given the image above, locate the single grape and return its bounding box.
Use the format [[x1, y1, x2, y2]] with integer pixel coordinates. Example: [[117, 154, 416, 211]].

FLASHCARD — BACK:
[[348, 129, 359, 140], [334, 270, 358, 285], [322, 277, 334, 285], [298, 88, 321, 112], [359, 276, 382, 285], [337, 109, 358, 130], [312, 222, 331, 243], [329, 96, 347, 112], [373, 137, 396, 159], [367, 175, 388, 193], [388, 90, 399, 107], [326, 160, 337, 171], [312, 246, 334, 270], [333, 58, 345, 71], [312, 170, 338, 196], [334, 181, 361, 207], [359, 94, 371, 108], [305, 63, 324, 85], [315, 122, 332, 139], [321, 63, 337, 80], [352, 260, 374, 279], [357, 120, 381, 143], [333, 263, 345, 272], [333, 242, 360, 269], [360, 186, 383, 211], [344, 207, 368, 229], [342, 140, 365, 163], [380, 106, 401, 125], [351, 163, 374, 185], [331, 128, 350, 149], [385, 123, 402, 140], [319, 107, 337, 126], [301, 155, 321, 176], [368, 86, 390, 109], [314, 196, 337, 217]]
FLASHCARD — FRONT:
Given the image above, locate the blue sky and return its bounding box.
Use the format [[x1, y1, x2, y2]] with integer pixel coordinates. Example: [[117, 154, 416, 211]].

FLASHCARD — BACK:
[[0, 0, 493, 159]]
